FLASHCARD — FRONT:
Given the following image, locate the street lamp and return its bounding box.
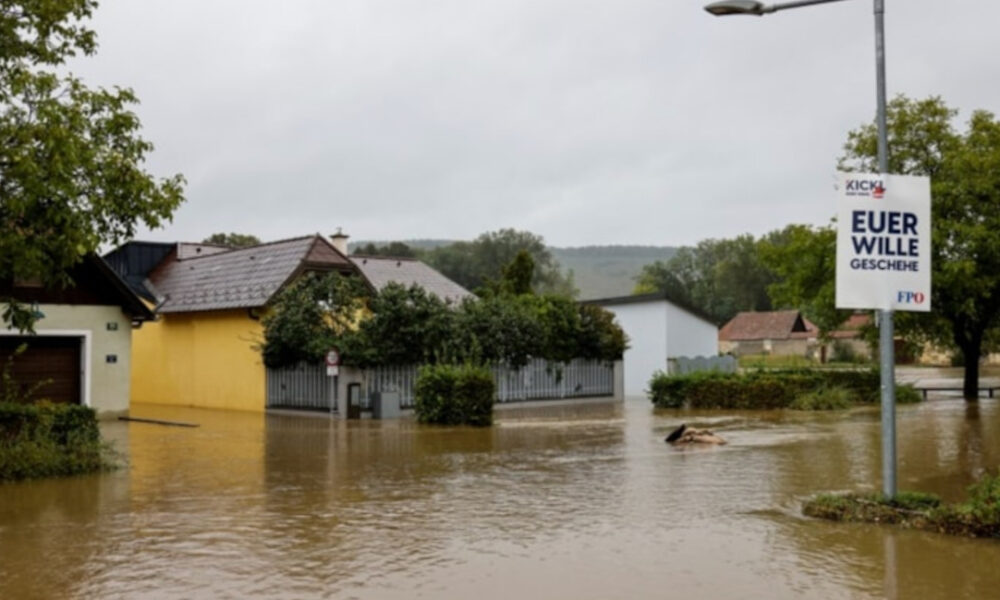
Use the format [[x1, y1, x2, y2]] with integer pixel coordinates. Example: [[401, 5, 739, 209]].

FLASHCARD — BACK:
[[704, 0, 850, 16], [706, 0, 897, 498]]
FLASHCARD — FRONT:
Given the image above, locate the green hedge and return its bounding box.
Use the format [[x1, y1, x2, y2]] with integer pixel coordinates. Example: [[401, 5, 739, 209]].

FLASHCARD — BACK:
[[415, 364, 495, 426], [0, 402, 111, 481], [647, 369, 909, 410]]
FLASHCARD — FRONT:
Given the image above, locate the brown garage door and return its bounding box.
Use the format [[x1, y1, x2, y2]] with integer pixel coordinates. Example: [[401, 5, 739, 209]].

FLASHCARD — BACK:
[[0, 337, 81, 404]]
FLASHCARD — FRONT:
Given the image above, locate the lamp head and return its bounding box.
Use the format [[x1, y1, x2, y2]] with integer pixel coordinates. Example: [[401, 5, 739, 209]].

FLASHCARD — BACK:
[[704, 1, 767, 16]]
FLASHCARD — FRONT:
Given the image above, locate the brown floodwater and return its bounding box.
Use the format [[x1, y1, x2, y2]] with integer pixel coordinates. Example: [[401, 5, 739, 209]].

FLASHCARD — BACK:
[[3, 381, 1000, 598]]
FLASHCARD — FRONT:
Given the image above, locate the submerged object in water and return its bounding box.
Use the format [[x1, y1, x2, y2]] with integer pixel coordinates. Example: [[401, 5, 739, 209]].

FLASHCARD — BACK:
[[665, 423, 726, 445]]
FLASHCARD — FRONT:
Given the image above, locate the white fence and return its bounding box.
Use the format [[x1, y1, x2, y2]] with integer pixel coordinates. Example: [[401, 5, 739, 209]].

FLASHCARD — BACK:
[[266, 358, 616, 411], [667, 355, 738, 376], [266, 363, 335, 410]]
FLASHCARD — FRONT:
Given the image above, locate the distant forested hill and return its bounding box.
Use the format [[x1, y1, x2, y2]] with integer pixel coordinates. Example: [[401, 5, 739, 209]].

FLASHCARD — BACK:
[[551, 246, 679, 300], [351, 239, 678, 299]]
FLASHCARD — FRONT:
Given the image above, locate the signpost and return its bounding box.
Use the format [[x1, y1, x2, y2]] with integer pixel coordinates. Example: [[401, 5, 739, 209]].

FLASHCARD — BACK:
[[326, 348, 341, 415], [836, 171, 931, 497]]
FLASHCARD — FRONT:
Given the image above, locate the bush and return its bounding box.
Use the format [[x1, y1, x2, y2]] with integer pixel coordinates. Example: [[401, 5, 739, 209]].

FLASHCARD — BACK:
[[415, 364, 495, 426], [895, 384, 922, 405], [0, 402, 113, 481], [789, 386, 853, 411], [934, 470, 1000, 537], [829, 341, 872, 364], [804, 473, 1000, 539], [648, 368, 891, 410]]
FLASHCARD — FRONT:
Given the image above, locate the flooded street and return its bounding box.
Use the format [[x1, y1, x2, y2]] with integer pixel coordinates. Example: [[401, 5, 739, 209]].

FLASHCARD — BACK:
[[3, 385, 1000, 598]]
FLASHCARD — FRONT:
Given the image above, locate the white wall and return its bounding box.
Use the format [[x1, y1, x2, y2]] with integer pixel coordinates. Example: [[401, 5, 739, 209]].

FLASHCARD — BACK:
[[664, 303, 719, 359], [1, 304, 133, 417], [600, 301, 667, 397], [599, 299, 719, 397]]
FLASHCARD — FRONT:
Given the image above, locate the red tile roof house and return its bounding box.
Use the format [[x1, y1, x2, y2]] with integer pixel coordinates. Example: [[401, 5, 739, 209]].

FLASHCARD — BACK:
[[718, 310, 820, 358]]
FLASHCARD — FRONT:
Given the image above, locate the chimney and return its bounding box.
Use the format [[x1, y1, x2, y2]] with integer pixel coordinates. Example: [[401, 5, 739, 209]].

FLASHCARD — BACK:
[[330, 228, 349, 255]]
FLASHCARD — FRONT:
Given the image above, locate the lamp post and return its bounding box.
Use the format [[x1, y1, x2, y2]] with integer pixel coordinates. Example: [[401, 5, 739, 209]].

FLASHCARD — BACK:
[[705, 0, 896, 498]]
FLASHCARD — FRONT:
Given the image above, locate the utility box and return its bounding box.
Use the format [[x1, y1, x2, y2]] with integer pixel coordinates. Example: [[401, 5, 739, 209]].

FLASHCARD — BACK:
[[372, 391, 401, 419]]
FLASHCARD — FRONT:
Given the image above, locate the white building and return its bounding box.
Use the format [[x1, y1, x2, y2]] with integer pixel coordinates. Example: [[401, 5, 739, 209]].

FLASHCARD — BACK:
[[587, 293, 718, 397]]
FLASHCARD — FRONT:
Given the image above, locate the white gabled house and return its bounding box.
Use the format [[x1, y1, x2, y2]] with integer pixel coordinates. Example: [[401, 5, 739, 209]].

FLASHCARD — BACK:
[[585, 292, 718, 397]]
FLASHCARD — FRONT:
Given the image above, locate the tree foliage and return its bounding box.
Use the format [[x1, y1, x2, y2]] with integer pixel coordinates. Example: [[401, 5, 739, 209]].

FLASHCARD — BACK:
[[840, 95, 1000, 396], [422, 229, 577, 296], [352, 241, 417, 258], [261, 276, 626, 370], [202, 233, 261, 248], [757, 224, 851, 337], [260, 272, 370, 368], [1, 0, 185, 330], [347, 283, 458, 368], [500, 250, 535, 295], [634, 234, 778, 324]]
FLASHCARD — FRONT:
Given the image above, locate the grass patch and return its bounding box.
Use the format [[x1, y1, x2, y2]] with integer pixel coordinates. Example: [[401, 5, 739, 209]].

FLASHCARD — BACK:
[[738, 354, 817, 369], [803, 472, 1000, 538]]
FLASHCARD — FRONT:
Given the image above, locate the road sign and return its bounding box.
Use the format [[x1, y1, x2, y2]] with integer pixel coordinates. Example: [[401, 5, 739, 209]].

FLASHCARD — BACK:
[[836, 172, 931, 312], [325, 348, 341, 367]]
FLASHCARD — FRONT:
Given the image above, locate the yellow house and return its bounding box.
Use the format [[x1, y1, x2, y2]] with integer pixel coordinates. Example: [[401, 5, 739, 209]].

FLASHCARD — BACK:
[[107, 235, 355, 412]]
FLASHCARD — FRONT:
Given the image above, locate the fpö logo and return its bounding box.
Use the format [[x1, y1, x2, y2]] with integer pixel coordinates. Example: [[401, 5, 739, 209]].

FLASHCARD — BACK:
[[845, 178, 886, 199], [897, 291, 926, 304]]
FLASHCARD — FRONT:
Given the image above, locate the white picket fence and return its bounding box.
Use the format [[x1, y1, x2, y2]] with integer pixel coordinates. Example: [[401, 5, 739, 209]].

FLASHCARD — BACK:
[[266, 358, 615, 411]]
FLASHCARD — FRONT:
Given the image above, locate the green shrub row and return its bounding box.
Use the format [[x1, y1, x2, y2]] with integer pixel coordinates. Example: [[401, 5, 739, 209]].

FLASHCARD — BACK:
[[263, 273, 628, 370], [803, 471, 1000, 538], [648, 369, 920, 410], [0, 402, 112, 481], [414, 364, 495, 427]]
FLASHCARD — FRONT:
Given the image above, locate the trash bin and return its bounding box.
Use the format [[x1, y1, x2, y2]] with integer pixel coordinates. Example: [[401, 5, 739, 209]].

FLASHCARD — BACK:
[[372, 391, 401, 419]]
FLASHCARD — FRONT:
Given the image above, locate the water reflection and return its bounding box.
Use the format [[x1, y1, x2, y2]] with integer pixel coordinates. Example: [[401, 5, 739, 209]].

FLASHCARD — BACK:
[[1, 398, 999, 598]]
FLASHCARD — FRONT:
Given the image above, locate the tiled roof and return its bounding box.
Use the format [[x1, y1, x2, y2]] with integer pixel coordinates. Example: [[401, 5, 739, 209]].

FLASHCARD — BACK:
[[829, 313, 872, 339], [349, 255, 473, 303], [718, 310, 816, 341], [150, 236, 352, 313]]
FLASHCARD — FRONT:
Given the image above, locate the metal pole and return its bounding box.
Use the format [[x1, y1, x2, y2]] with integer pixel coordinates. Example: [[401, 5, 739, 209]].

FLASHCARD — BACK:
[[766, 0, 851, 13], [874, 0, 896, 499]]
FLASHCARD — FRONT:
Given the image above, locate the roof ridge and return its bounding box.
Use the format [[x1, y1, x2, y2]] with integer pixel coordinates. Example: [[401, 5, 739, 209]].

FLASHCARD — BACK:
[[350, 254, 419, 262], [178, 241, 232, 248], [175, 235, 317, 262]]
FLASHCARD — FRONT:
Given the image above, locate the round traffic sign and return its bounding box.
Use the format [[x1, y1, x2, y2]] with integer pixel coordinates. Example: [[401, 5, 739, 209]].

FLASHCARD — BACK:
[[325, 348, 341, 366]]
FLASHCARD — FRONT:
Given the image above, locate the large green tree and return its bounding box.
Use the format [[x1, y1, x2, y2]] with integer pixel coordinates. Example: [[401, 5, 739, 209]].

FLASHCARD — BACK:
[[423, 229, 577, 297], [260, 272, 370, 368], [634, 234, 778, 324], [1, 0, 184, 331], [757, 223, 850, 337], [841, 95, 1000, 398]]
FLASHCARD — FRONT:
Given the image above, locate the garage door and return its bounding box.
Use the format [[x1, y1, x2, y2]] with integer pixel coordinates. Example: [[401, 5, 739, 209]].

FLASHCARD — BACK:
[[0, 336, 82, 404]]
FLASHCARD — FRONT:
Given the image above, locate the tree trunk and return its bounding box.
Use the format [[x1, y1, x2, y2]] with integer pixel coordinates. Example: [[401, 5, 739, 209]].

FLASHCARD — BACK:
[[962, 344, 981, 401]]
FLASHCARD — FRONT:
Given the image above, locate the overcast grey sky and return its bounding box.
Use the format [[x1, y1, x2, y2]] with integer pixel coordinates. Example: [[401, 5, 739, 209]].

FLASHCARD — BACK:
[[72, 0, 1000, 248]]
